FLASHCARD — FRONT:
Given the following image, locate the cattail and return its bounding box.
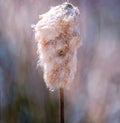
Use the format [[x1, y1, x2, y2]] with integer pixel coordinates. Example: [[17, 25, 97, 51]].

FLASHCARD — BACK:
[[32, 2, 81, 123], [32, 2, 80, 91]]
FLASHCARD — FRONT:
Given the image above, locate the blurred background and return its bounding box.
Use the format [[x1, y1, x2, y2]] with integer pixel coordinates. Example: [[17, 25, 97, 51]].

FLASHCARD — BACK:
[[0, 0, 120, 123]]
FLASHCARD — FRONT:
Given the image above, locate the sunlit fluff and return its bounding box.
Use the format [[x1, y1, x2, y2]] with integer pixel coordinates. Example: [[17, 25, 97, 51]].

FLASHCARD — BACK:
[[32, 2, 81, 91]]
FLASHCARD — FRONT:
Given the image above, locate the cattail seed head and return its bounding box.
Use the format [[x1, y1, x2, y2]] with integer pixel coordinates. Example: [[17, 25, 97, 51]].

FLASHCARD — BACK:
[[32, 2, 81, 91]]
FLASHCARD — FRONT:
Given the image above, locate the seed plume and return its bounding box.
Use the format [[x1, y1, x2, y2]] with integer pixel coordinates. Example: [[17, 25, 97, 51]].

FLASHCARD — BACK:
[[32, 2, 81, 91]]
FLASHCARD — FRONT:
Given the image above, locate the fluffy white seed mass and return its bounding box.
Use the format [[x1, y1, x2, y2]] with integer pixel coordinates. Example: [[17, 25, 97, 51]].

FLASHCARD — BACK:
[[32, 2, 81, 91]]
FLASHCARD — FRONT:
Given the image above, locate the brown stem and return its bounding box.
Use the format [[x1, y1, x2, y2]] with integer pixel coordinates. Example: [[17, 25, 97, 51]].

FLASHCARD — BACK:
[[60, 87, 64, 123]]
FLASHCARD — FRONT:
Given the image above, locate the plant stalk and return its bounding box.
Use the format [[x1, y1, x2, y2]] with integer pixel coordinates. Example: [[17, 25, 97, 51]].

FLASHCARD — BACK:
[[60, 87, 64, 123]]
